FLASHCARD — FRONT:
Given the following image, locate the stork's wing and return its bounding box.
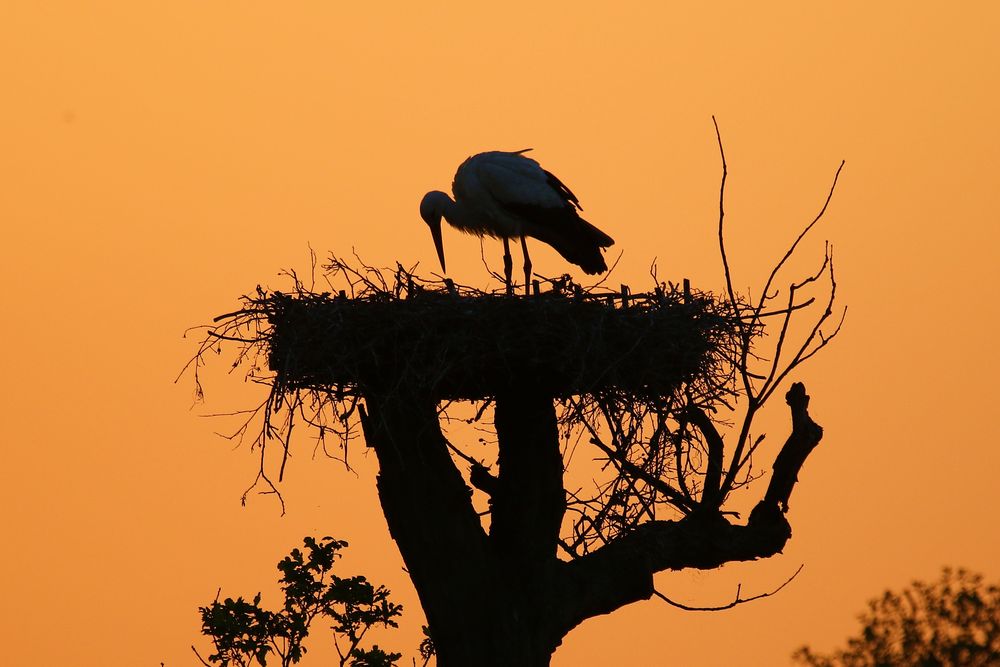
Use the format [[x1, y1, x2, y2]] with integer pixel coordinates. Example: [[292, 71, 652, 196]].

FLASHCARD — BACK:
[[541, 169, 582, 210], [468, 152, 576, 211]]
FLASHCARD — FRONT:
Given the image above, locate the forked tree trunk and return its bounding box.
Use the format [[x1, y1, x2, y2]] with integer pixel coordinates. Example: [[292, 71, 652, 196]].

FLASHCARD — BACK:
[[363, 388, 566, 666], [361, 383, 821, 666]]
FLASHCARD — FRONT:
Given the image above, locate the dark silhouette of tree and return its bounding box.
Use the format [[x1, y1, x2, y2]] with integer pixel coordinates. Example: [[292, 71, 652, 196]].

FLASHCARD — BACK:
[[193, 536, 410, 667], [185, 121, 845, 666], [793, 567, 1000, 667]]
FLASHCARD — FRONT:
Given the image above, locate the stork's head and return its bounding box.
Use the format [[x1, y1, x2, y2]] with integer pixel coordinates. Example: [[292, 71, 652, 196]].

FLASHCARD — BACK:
[[419, 190, 450, 272]]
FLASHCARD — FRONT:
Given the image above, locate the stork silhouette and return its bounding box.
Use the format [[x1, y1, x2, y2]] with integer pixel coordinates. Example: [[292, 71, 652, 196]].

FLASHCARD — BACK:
[[420, 149, 614, 294]]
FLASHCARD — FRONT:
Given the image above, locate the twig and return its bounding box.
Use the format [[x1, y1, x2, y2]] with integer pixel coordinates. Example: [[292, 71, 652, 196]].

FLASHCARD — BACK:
[[654, 564, 804, 611], [752, 162, 845, 323]]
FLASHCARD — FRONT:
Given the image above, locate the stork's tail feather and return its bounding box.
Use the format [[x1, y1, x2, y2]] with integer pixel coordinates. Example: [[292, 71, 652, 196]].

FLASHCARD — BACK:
[[570, 250, 610, 275], [514, 205, 615, 274], [551, 223, 613, 274]]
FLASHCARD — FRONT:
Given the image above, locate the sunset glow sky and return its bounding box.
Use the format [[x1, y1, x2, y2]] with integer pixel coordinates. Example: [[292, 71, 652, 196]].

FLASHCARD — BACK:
[[2, 3, 999, 665]]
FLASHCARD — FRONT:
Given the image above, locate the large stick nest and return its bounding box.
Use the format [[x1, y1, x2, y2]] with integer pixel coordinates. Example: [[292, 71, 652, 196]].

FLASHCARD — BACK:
[[255, 264, 740, 402]]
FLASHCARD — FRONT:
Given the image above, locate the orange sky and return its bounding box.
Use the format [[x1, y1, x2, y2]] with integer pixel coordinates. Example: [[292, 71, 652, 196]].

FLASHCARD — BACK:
[[2, 3, 999, 665]]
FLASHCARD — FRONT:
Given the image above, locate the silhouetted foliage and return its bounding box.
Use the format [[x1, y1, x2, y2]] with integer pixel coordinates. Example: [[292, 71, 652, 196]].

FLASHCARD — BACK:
[[417, 626, 435, 664], [194, 537, 404, 667], [793, 568, 1000, 667]]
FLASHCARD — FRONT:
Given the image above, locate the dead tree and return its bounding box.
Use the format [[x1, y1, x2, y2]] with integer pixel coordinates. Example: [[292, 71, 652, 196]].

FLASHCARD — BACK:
[[186, 128, 845, 666]]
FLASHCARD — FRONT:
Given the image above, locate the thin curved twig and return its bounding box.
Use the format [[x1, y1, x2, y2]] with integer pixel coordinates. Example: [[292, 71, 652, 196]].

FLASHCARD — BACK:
[[653, 564, 804, 611]]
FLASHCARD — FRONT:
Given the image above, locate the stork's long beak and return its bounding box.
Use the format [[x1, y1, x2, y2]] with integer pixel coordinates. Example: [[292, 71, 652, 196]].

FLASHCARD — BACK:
[[429, 220, 446, 272]]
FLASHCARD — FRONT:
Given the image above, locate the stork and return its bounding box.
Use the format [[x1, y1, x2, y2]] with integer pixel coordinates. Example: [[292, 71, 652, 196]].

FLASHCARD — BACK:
[[419, 149, 614, 294]]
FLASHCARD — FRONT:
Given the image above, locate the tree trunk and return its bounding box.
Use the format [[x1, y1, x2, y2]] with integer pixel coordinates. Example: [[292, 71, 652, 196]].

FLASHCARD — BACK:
[[360, 383, 823, 665], [362, 388, 566, 666]]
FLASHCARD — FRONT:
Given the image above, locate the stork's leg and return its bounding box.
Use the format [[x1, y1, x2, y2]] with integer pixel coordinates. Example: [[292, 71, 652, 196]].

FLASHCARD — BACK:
[[520, 235, 532, 296], [502, 237, 513, 295]]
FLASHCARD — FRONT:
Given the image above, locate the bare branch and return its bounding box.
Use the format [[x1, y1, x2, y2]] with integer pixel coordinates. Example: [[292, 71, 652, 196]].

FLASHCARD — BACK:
[[753, 160, 845, 320], [713, 117, 755, 401], [653, 564, 804, 611], [588, 436, 696, 514], [684, 406, 724, 509], [760, 249, 842, 405]]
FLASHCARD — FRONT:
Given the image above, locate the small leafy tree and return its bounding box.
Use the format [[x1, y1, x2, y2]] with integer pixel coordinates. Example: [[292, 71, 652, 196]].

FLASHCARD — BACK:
[[194, 536, 406, 667], [793, 567, 1000, 667]]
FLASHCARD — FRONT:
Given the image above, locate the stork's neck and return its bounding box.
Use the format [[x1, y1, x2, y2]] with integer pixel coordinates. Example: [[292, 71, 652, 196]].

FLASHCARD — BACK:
[[441, 197, 478, 232]]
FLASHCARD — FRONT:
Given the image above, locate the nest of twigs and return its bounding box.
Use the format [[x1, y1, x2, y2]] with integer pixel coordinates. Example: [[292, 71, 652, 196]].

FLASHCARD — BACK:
[[247, 263, 739, 402]]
